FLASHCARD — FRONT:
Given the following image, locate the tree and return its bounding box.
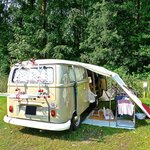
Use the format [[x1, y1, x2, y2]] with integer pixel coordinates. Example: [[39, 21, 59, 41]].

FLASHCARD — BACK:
[[114, 0, 150, 73], [80, 0, 123, 67], [1, 0, 150, 76], [7, 0, 89, 61], [45, 0, 88, 60], [0, 0, 10, 74], [7, 0, 48, 63]]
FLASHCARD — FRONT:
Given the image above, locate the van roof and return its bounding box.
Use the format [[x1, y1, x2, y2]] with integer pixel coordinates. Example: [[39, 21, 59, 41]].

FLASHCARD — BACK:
[[35, 59, 81, 65], [15, 59, 81, 66], [15, 59, 115, 77]]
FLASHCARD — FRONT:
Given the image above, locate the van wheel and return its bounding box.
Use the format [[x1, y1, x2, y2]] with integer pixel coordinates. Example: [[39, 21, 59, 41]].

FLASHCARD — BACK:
[[70, 115, 81, 131]]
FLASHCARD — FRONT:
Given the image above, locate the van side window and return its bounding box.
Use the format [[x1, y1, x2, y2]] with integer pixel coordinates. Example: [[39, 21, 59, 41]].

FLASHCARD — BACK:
[[74, 67, 87, 81], [68, 67, 75, 82]]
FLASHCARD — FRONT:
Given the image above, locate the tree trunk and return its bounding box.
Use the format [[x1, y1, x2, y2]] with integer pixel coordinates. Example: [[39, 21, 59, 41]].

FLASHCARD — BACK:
[[42, 0, 46, 29], [136, 0, 140, 24]]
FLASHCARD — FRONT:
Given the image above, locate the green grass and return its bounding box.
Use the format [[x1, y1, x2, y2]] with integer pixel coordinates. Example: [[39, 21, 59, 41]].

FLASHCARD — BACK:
[[0, 97, 150, 150]]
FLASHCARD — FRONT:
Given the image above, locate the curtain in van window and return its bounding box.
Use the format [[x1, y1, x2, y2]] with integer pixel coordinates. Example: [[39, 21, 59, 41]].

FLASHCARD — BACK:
[[13, 67, 53, 84]]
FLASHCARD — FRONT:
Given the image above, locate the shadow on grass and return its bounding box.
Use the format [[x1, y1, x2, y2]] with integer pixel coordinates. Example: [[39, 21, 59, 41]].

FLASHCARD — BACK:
[[20, 124, 126, 143], [135, 118, 150, 128], [19, 119, 149, 143], [18, 100, 150, 143], [19, 109, 149, 143]]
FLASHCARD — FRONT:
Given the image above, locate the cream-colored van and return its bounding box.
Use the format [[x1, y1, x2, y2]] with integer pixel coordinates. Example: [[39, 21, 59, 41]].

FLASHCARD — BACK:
[[3, 59, 150, 131], [3, 59, 104, 131]]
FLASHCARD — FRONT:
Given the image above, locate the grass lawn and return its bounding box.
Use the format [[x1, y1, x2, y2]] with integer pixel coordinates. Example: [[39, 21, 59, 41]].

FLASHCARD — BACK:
[[0, 97, 150, 150]]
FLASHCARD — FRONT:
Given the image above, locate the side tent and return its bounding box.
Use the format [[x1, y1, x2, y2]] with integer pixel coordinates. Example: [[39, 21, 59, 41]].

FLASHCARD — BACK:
[[77, 62, 150, 119]]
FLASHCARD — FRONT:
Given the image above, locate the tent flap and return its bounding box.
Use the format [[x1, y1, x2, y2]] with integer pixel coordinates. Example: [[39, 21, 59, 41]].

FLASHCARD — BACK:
[[142, 103, 150, 115]]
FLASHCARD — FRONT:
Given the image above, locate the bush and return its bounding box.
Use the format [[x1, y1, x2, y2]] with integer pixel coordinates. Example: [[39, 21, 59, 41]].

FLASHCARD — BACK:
[[0, 75, 8, 93]]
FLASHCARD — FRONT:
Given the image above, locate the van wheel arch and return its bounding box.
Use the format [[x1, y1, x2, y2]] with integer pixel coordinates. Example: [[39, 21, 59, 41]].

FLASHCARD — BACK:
[[70, 113, 81, 131]]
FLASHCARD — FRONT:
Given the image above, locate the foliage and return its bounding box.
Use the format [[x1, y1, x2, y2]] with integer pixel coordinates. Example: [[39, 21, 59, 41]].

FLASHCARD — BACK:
[[0, 0, 10, 74], [80, 1, 123, 66], [113, 0, 150, 73], [0, 0, 150, 81], [0, 75, 8, 93]]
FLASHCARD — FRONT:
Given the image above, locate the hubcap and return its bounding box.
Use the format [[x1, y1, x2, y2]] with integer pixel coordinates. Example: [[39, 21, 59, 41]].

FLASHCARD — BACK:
[[74, 116, 80, 127]]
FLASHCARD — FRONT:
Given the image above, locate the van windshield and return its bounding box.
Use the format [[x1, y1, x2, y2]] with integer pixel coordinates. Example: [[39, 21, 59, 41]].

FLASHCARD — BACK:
[[12, 66, 53, 84]]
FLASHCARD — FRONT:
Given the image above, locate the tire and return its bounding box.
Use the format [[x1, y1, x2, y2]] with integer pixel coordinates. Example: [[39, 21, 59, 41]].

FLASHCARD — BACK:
[[70, 114, 81, 131]]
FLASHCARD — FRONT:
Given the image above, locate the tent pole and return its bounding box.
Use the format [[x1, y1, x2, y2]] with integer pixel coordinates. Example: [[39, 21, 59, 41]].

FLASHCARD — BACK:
[[105, 78, 112, 127], [109, 96, 111, 127], [109, 79, 112, 127]]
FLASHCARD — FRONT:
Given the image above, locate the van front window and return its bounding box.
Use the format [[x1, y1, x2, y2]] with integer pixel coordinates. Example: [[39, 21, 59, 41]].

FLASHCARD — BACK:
[[12, 66, 54, 84]]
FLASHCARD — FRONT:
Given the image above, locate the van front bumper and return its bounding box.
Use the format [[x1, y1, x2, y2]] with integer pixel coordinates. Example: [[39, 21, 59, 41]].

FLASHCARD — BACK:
[[4, 115, 71, 131]]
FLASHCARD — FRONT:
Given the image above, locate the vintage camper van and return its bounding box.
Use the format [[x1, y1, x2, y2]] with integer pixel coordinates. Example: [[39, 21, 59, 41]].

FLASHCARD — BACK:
[[3, 59, 150, 131], [3, 59, 106, 131]]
